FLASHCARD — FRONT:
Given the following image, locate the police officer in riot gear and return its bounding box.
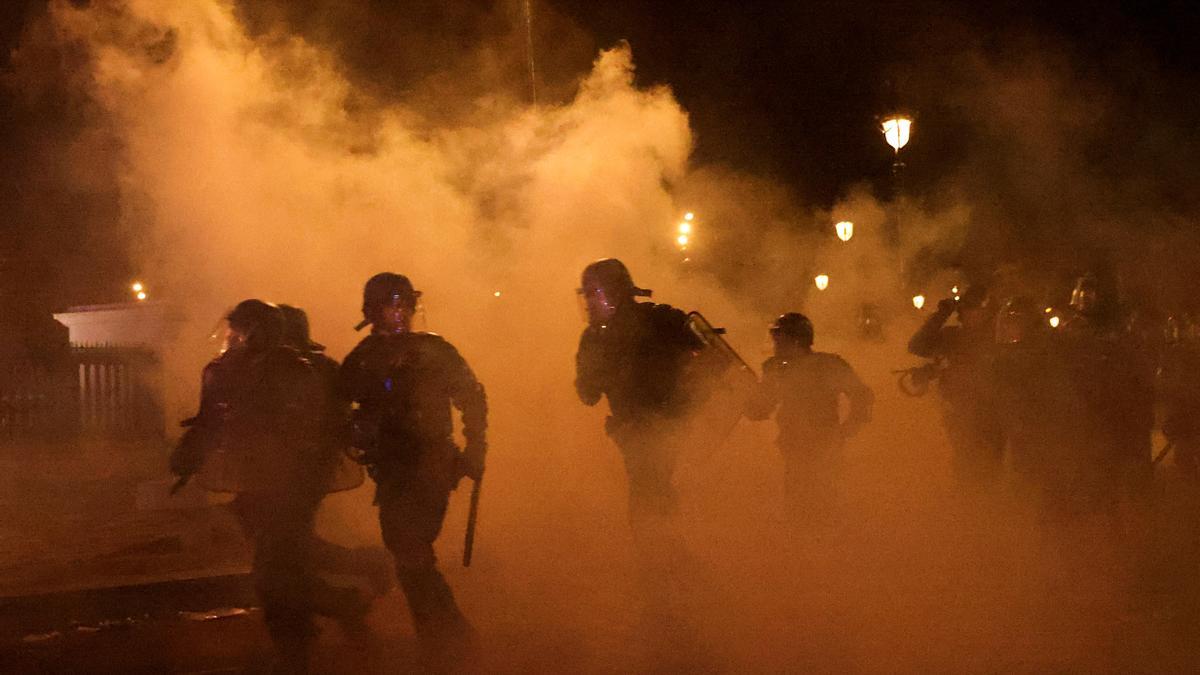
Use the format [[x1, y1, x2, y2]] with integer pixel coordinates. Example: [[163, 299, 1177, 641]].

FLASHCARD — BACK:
[[338, 273, 487, 659], [746, 313, 873, 519], [277, 305, 393, 597], [574, 258, 703, 523], [908, 285, 1005, 488], [171, 299, 369, 673], [1059, 272, 1154, 501]]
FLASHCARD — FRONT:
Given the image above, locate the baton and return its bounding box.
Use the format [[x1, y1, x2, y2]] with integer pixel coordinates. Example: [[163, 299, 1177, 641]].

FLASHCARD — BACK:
[[1152, 442, 1175, 466], [462, 476, 483, 567]]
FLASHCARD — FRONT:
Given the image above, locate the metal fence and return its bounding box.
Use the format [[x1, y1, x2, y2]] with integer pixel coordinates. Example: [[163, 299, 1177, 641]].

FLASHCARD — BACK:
[[0, 346, 163, 444]]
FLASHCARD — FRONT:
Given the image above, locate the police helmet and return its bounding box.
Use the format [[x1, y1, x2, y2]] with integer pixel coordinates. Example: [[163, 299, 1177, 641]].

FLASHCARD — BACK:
[[278, 304, 325, 352], [770, 312, 814, 348], [226, 299, 285, 353], [356, 272, 422, 331]]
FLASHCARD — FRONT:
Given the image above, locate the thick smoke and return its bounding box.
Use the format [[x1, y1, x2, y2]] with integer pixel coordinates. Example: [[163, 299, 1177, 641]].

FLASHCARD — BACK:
[[6, 1, 1199, 671]]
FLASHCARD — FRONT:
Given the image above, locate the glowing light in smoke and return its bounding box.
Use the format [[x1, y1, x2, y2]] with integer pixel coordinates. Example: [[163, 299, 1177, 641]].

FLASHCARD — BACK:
[[493, 291, 501, 297], [136, 291, 147, 301], [678, 222, 692, 234], [131, 282, 144, 293], [835, 221, 854, 242], [677, 234, 689, 246], [882, 115, 912, 152], [913, 295, 926, 310], [814, 274, 830, 291], [684, 212, 695, 221], [1049, 315, 1061, 328]]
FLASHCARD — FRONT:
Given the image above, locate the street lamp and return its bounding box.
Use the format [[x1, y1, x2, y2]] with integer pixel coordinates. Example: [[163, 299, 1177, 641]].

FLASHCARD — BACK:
[[814, 274, 829, 291], [835, 221, 854, 242], [912, 294, 925, 310], [881, 115, 912, 153], [131, 281, 147, 302], [675, 212, 694, 252]]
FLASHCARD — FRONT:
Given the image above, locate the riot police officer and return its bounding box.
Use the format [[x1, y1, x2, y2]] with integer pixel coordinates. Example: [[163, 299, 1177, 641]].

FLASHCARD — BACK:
[[338, 274, 487, 658], [170, 300, 369, 672], [908, 285, 1005, 488], [574, 258, 703, 525], [746, 313, 873, 519], [278, 305, 392, 596], [1059, 273, 1154, 502]]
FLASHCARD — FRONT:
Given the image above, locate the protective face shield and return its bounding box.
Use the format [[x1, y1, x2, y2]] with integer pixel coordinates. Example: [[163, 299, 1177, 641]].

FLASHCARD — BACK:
[[577, 258, 650, 326], [373, 294, 418, 335], [357, 272, 422, 332], [1069, 276, 1099, 315], [577, 283, 620, 326]]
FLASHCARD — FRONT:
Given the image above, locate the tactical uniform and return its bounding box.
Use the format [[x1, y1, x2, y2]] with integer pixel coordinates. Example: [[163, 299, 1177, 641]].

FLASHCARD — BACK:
[[908, 291, 1005, 487], [171, 300, 366, 671], [1060, 274, 1154, 501], [339, 274, 487, 652], [747, 313, 873, 517], [575, 296, 702, 520], [993, 299, 1094, 518]]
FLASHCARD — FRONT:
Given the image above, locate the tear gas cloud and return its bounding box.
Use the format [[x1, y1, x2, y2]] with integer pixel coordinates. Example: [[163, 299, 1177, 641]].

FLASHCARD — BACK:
[[6, 0, 1200, 670]]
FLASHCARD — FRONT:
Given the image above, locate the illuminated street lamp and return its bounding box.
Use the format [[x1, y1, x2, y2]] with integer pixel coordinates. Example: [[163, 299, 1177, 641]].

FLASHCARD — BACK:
[[675, 212, 695, 252], [1049, 315, 1061, 329], [881, 115, 913, 153], [912, 294, 925, 310], [835, 220, 854, 242], [131, 281, 147, 302], [814, 274, 829, 291]]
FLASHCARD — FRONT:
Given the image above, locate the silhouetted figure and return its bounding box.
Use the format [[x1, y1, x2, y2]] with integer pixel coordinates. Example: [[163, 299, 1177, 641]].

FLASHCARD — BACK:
[[1060, 273, 1154, 505], [993, 296, 1097, 521], [573, 258, 709, 663], [170, 299, 369, 673], [277, 305, 392, 598], [574, 258, 702, 525], [339, 273, 486, 664], [908, 286, 1005, 489], [746, 313, 873, 520]]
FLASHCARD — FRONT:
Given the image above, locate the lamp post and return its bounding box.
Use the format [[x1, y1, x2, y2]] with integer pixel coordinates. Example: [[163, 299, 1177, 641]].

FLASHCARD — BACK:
[[835, 220, 854, 242], [880, 113, 913, 247]]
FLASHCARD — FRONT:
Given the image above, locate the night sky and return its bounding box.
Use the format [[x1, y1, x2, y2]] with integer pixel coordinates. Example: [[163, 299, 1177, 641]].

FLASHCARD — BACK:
[[2, 0, 1199, 312]]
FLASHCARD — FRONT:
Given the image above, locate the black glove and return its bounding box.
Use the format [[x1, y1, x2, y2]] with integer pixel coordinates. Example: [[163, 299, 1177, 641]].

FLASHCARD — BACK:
[[169, 430, 206, 478], [459, 442, 486, 482]]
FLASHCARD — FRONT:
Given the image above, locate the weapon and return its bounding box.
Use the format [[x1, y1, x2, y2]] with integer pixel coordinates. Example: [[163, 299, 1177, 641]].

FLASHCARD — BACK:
[[892, 360, 945, 397], [462, 476, 482, 567]]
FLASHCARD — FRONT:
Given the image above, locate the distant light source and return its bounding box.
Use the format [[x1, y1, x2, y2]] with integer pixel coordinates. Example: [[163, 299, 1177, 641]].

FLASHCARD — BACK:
[[814, 274, 830, 291], [684, 212, 695, 221], [136, 291, 147, 301], [493, 291, 501, 298], [1049, 315, 1061, 328], [678, 222, 692, 234], [131, 282, 144, 293], [913, 294, 926, 310], [835, 220, 854, 242], [882, 115, 913, 152]]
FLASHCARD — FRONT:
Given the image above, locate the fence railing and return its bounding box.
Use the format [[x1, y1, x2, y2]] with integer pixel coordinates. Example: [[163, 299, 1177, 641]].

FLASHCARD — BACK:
[[0, 346, 163, 444]]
